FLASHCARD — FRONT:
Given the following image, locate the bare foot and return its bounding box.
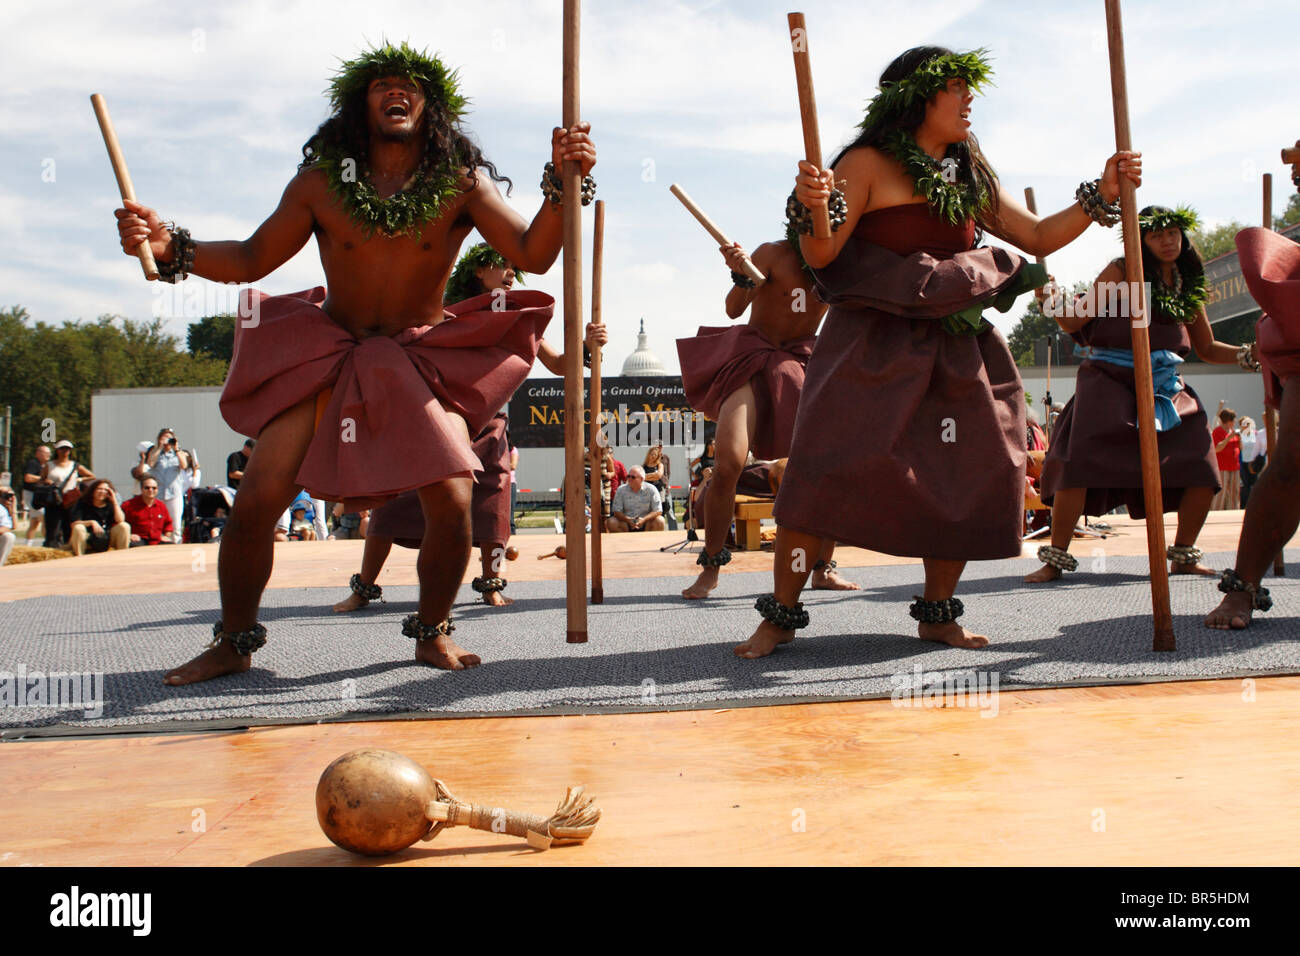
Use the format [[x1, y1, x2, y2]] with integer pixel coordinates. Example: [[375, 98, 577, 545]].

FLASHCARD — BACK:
[[811, 568, 859, 591], [1204, 591, 1253, 630], [918, 621, 990, 648], [163, 641, 251, 685], [414, 634, 482, 670], [734, 621, 795, 659], [332, 592, 369, 613], [482, 590, 514, 607], [1170, 561, 1216, 577], [682, 566, 720, 599], [1023, 563, 1061, 584]]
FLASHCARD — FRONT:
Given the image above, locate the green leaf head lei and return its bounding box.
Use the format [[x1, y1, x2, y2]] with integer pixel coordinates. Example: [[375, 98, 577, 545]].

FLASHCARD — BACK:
[[856, 48, 997, 226], [445, 242, 526, 305], [1131, 205, 1208, 324], [859, 48, 995, 136], [1137, 204, 1201, 235], [301, 41, 498, 239]]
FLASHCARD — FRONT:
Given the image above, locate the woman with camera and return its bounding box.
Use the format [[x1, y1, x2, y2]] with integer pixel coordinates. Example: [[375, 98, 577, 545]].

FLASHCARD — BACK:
[[146, 427, 192, 541]]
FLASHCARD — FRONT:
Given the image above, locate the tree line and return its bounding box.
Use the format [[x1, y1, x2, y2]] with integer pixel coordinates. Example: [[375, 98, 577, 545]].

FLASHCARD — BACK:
[[0, 309, 234, 474]]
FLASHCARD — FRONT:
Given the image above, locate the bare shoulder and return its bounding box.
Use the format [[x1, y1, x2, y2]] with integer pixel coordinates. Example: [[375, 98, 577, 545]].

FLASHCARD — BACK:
[[835, 145, 890, 178], [1096, 258, 1126, 283]]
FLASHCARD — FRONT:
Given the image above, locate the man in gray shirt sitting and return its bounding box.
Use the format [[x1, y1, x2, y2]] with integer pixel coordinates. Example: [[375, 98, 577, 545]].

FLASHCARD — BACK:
[[606, 466, 666, 532]]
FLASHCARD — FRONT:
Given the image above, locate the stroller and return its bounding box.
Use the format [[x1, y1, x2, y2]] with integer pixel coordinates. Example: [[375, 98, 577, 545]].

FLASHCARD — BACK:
[[184, 487, 233, 543]]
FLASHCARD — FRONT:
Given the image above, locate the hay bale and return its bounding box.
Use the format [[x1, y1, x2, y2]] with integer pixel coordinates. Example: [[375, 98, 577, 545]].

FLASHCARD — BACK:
[[4, 545, 74, 566]]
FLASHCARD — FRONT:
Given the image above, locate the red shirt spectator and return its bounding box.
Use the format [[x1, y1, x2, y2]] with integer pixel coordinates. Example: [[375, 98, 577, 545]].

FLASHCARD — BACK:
[[1212, 425, 1240, 472], [122, 478, 174, 545]]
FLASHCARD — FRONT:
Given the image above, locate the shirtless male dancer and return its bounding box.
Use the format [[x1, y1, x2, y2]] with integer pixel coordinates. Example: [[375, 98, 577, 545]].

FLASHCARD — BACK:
[[114, 43, 596, 682], [678, 232, 855, 598]]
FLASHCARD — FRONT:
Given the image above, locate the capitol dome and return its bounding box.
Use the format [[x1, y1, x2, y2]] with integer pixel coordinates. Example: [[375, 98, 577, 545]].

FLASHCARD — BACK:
[[620, 318, 668, 376]]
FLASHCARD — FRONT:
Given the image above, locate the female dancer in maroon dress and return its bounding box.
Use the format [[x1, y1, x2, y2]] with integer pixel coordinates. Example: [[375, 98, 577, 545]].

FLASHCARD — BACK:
[[736, 46, 1141, 658], [1026, 206, 1259, 583]]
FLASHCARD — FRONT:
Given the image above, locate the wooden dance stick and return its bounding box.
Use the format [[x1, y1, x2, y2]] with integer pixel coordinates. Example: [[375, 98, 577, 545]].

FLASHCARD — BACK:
[[787, 12, 831, 239], [561, 0, 588, 642], [1105, 0, 1175, 651], [589, 199, 606, 605], [668, 184, 766, 285], [90, 94, 159, 280], [1282, 147, 1300, 164], [1024, 186, 1056, 407], [1261, 173, 1285, 576]]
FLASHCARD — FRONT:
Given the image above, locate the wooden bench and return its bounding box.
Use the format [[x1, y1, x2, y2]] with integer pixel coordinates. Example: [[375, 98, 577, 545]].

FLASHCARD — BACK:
[[734, 495, 775, 551]]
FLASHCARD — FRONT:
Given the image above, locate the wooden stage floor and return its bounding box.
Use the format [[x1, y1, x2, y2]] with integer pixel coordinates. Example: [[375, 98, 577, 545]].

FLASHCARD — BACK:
[[2, 511, 1297, 866]]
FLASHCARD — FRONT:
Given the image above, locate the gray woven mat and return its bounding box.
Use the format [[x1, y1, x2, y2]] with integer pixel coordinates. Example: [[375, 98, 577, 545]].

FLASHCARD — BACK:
[[1, 550, 1296, 736]]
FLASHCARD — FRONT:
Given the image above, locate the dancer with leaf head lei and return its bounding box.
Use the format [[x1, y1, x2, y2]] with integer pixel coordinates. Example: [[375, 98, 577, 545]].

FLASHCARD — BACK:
[[677, 225, 858, 599], [1026, 206, 1259, 584], [736, 46, 1141, 658], [114, 42, 597, 683], [333, 241, 607, 612]]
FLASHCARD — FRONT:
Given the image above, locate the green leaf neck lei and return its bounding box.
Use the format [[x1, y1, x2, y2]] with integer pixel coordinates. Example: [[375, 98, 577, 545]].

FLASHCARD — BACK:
[[316, 149, 464, 239], [880, 129, 989, 227], [1149, 267, 1208, 325]]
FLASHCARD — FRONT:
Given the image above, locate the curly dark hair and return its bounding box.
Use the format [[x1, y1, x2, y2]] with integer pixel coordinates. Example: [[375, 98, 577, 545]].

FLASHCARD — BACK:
[[831, 46, 1001, 239], [298, 81, 511, 194]]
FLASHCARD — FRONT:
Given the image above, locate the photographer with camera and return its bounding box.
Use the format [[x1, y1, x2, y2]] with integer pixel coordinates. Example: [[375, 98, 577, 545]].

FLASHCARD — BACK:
[[145, 427, 191, 541]]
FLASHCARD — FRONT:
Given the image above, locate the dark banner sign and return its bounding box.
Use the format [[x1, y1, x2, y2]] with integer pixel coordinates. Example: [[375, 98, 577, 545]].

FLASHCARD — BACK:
[[508, 375, 712, 449], [1205, 221, 1300, 324]]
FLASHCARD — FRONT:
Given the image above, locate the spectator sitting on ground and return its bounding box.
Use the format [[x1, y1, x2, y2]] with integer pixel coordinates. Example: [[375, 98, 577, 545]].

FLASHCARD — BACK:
[[68, 479, 130, 556], [22, 445, 51, 545], [275, 491, 317, 542], [226, 439, 254, 491], [606, 466, 666, 533], [0, 486, 16, 567], [122, 476, 175, 546]]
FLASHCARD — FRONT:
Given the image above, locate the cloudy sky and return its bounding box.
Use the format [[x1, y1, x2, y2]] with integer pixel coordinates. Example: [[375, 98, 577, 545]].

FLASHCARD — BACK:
[[2, 0, 1295, 375]]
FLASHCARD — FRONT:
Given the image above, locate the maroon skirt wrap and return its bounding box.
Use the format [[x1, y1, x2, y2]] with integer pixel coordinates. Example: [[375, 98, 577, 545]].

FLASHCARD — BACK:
[[676, 324, 815, 460], [220, 287, 551, 508], [1236, 227, 1300, 408], [1039, 256, 1220, 519], [368, 415, 511, 548], [773, 204, 1031, 561]]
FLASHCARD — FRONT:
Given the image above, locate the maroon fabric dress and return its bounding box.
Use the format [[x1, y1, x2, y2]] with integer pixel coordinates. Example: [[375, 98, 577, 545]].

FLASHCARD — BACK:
[[1039, 260, 1219, 519], [1236, 227, 1300, 407], [220, 287, 551, 509], [676, 325, 816, 460], [368, 414, 511, 549], [773, 203, 1031, 561]]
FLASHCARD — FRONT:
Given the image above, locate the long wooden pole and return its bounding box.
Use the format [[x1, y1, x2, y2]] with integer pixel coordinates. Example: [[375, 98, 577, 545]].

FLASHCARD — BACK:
[[668, 184, 766, 285], [1024, 186, 1056, 415], [1105, 0, 1175, 651], [562, 0, 588, 642], [1282, 147, 1300, 164], [589, 199, 606, 605], [90, 94, 159, 280], [787, 12, 830, 239], [1261, 172, 1285, 577]]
